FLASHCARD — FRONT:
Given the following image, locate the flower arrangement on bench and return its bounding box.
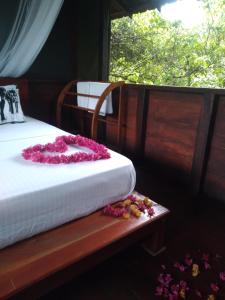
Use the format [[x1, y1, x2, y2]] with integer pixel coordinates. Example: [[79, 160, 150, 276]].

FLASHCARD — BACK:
[[103, 193, 155, 219]]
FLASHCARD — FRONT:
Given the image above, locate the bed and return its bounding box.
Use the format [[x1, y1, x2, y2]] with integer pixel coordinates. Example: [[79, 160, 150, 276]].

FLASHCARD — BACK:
[[0, 78, 169, 299], [0, 116, 136, 250]]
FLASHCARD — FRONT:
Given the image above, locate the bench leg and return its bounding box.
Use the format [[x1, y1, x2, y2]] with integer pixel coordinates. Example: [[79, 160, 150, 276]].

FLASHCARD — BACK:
[[141, 220, 166, 256]]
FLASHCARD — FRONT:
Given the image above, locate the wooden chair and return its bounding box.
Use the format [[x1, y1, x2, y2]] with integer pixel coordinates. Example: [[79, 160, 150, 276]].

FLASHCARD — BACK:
[[56, 80, 125, 145]]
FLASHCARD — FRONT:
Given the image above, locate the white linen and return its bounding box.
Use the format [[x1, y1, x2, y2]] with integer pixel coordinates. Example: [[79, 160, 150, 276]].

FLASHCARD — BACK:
[[0, 117, 136, 249], [77, 82, 113, 116], [0, 116, 65, 141], [0, 0, 63, 77]]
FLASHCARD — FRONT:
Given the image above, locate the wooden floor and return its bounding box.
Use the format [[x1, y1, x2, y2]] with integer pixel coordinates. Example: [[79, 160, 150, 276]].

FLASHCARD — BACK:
[[11, 162, 225, 300]]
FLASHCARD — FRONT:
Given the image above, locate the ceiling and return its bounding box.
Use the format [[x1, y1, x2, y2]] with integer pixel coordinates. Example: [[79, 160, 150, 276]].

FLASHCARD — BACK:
[[111, 0, 176, 19]]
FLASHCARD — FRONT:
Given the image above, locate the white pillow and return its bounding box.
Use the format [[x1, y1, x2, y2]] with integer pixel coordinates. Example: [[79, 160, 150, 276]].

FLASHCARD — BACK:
[[0, 85, 25, 125]]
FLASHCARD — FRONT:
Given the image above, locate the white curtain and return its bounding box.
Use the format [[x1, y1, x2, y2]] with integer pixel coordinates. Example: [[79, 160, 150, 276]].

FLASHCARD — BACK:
[[0, 0, 64, 77]]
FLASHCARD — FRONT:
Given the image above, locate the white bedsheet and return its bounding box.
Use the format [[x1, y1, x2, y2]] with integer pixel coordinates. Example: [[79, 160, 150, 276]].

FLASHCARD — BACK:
[[0, 117, 136, 249]]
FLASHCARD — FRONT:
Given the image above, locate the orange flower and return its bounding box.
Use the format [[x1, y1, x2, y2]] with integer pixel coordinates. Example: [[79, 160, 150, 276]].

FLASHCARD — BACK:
[[192, 264, 200, 277], [179, 288, 186, 299]]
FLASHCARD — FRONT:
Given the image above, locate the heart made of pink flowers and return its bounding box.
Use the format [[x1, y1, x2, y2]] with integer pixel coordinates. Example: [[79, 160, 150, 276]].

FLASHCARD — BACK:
[[22, 135, 110, 164]]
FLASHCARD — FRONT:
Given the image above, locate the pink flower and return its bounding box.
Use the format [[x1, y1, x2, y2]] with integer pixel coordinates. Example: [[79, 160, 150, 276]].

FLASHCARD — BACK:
[[171, 284, 179, 293], [219, 271, 225, 281], [103, 205, 127, 217], [210, 283, 219, 292], [179, 264, 186, 272], [204, 261, 211, 270], [202, 253, 209, 261], [168, 293, 178, 300], [163, 287, 169, 297], [155, 285, 164, 296], [174, 262, 186, 272], [22, 135, 111, 164], [136, 201, 146, 212], [196, 290, 202, 298], [147, 207, 155, 216], [127, 194, 137, 203], [179, 280, 188, 290], [157, 273, 172, 287]]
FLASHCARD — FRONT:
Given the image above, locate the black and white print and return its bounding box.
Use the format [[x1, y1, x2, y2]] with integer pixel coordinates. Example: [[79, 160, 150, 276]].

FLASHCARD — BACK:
[[0, 85, 24, 125]]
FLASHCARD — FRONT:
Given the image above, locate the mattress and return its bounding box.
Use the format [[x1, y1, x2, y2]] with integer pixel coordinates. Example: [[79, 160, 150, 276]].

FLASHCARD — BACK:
[[0, 117, 136, 249]]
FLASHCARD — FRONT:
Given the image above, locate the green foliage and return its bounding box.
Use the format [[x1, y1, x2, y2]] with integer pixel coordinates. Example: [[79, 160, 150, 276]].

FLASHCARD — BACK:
[[109, 0, 225, 88]]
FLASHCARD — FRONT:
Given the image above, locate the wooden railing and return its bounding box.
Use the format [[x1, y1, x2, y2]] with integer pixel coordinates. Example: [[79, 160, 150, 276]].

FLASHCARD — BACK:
[[27, 80, 225, 202]]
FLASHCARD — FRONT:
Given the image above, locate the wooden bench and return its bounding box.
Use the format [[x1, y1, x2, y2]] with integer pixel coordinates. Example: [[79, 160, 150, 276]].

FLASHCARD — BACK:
[[0, 194, 169, 300]]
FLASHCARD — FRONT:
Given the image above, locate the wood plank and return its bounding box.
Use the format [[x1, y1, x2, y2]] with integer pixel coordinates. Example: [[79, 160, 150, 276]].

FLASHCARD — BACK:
[[191, 93, 216, 196], [28, 80, 66, 124], [0, 200, 169, 299], [145, 91, 203, 176], [136, 87, 148, 158], [204, 96, 225, 201], [124, 86, 143, 153], [106, 85, 142, 153], [63, 103, 95, 113], [65, 91, 99, 98]]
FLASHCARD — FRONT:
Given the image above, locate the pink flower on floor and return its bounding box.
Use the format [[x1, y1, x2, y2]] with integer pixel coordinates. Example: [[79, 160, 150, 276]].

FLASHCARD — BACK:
[[180, 280, 188, 290], [220, 271, 225, 281], [204, 261, 211, 270], [163, 287, 169, 297], [202, 253, 209, 261], [210, 283, 219, 292], [155, 285, 164, 296], [170, 284, 179, 294], [158, 273, 173, 287], [196, 290, 203, 298], [168, 293, 178, 300], [174, 262, 186, 272], [155, 251, 225, 299], [179, 265, 186, 272], [170, 284, 180, 299]]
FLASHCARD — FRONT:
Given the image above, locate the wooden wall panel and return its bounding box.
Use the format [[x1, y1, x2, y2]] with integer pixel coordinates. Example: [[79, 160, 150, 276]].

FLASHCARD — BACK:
[[124, 86, 141, 153], [144, 91, 203, 176], [28, 80, 66, 125], [106, 85, 142, 152], [204, 96, 225, 200]]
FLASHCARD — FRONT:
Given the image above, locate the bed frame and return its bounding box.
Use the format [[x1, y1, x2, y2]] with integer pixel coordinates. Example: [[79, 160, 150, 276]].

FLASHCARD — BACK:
[[0, 78, 170, 299], [0, 200, 169, 299]]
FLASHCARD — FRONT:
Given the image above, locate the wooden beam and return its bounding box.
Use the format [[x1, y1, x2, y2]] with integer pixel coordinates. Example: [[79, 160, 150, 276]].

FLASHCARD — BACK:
[[191, 92, 217, 196], [136, 86, 149, 158]]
